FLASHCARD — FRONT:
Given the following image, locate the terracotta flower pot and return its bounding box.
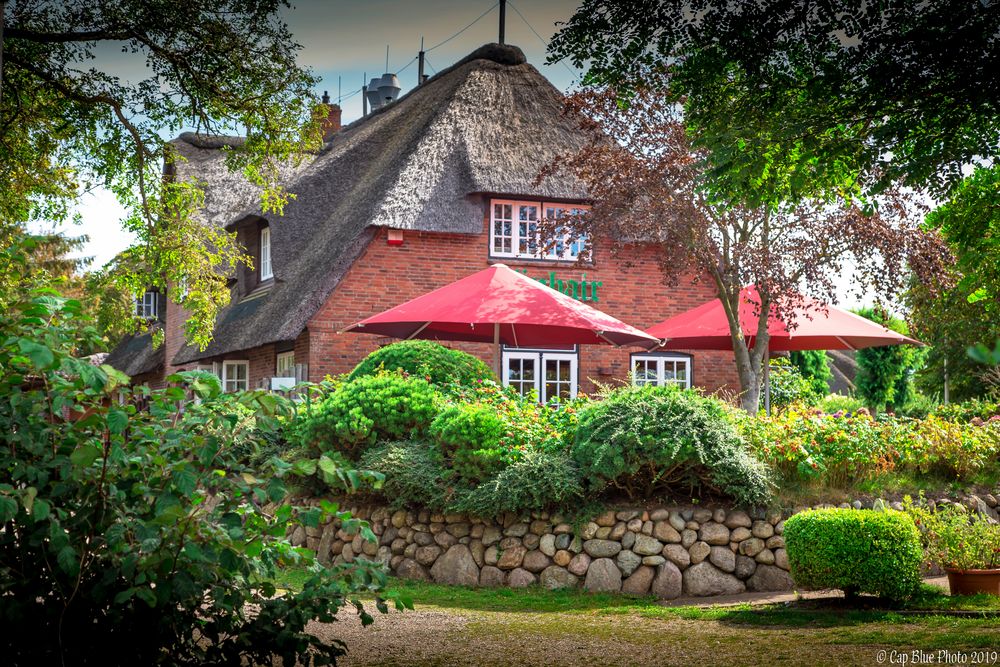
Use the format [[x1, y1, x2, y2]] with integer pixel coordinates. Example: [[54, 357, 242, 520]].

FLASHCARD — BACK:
[[945, 567, 1000, 596]]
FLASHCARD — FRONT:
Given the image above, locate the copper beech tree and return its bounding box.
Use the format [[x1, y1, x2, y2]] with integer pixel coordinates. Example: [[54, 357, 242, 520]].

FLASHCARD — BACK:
[[540, 75, 949, 413]]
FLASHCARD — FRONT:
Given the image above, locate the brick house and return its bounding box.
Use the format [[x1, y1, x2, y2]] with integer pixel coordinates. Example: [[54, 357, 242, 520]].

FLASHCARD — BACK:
[[107, 43, 740, 401]]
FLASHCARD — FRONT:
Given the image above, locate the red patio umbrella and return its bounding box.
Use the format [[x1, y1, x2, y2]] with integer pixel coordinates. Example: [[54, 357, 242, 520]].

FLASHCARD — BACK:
[[645, 285, 920, 412], [341, 264, 660, 372]]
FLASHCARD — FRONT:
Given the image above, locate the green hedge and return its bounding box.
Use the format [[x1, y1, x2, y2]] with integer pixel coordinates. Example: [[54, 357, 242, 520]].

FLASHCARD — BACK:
[[572, 385, 772, 506], [784, 508, 923, 601], [349, 341, 494, 388], [428, 402, 508, 483]]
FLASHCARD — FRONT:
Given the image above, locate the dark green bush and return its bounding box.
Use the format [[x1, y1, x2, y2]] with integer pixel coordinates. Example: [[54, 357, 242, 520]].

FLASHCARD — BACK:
[[572, 385, 772, 506], [428, 402, 509, 483], [358, 440, 451, 510], [291, 373, 439, 459], [784, 508, 923, 601], [450, 450, 585, 516], [349, 340, 494, 388]]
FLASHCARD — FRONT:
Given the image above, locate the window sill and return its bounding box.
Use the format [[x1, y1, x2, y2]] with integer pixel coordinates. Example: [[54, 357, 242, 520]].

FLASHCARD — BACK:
[[488, 256, 594, 269]]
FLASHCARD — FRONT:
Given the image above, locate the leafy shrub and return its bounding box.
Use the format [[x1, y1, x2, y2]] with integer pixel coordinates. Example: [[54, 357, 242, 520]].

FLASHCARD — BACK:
[[290, 372, 439, 459], [451, 449, 585, 516], [429, 402, 508, 483], [349, 340, 494, 388], [818, 393, 866, 414], [784, 509, 923, 601], [572, 385, 772, 506], [931, 398, 1000, 423], [0, 288, 401, 665], [768, 357, 822, 411], [905, 500, 1000, 570], [789, 350, 833, 396], [359, 440, 451, 509]]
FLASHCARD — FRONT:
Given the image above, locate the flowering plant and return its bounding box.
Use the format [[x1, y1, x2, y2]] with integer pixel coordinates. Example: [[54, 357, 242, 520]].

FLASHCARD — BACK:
[[904, 499, 1000, 570]]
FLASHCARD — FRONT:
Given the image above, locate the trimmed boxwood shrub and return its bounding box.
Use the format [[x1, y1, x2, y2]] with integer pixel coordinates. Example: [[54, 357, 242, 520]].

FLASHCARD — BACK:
[[572, 385, 772, 506], [290, 373, 439, 459], [783, 508, 923, 601], [349, 341, 494, 388], [428, 403, 508, 483]]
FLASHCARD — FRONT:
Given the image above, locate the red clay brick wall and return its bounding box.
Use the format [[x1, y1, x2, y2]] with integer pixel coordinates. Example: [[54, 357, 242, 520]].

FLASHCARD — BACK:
[[305, 214, 741, 398]]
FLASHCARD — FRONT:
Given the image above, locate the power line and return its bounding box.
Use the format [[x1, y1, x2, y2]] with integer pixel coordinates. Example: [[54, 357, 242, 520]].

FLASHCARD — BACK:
[[507, 0, 578, 80], [425, 2, 498, 52]]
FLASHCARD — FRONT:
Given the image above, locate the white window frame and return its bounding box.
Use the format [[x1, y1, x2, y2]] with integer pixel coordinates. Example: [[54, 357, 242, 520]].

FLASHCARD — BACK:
[[135, 290, 158, 320], [275, 351, 295, 377], [489, 199, 589, 262], [260, 226, 272, 281], [630, 353, 692, 389], [221, 360, 249, 393], [501, 347, 579, 403]]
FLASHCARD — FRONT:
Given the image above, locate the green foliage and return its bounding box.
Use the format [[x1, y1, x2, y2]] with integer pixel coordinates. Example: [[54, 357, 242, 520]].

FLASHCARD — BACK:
[[349, 341, 494, 389], [358, 441, 451, 510], [549, 0, 1000, 206], [450, 450, 585, 517], [931, 399, 1000, 423], [0, 281, 403, 664], [789, 350, 832, 397], [738, 407, 1000, 488], [572, 385, 772, 506], [817, 394, 866, 414], [768, 357, 822, 411], [784, 509, 923, 601], [853, 308, 922, 413], [290, 373, 440, 459], [904, 500, 1000, 570], [429, 403, 508, 483]]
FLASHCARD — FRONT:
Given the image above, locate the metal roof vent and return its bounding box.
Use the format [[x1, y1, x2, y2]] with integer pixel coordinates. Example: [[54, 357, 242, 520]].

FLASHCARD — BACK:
[[366, 77, 384, 111], [377, 73, 401, 105]]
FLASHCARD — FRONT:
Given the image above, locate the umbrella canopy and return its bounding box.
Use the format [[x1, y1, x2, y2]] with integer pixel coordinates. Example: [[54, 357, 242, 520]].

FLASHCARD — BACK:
[[342, 264, 660, 349], [646, 285, 920, 352]]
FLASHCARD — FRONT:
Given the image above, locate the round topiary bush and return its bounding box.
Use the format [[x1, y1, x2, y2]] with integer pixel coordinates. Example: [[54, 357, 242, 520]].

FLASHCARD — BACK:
[[571, 385, 772, 506], [291, 373, 439, 459], [783, 508, 923, 601], [428, 402, 508, 483], [349, 341, 494, 388]]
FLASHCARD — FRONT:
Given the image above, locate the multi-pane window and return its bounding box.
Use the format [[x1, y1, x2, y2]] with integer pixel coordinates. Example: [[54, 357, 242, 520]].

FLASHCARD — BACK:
[[490, 199, 589, 261], [276, 351, 295, 377], [502, 347, 578, 403], [222, 360, 249, 393], [260, 226, 272, 281], [135, 290, 158, 320], [631, 354, 692, 389]]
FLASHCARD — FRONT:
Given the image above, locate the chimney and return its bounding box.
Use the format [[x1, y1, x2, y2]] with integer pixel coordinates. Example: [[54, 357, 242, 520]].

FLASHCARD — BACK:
[[320, 90, 342, 140]]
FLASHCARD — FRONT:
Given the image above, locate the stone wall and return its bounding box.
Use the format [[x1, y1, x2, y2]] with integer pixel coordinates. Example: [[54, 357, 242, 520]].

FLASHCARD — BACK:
[[288, 503, 796, 599]]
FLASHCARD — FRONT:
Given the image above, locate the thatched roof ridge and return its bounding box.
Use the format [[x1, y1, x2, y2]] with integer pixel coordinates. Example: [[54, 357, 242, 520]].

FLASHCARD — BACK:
[[164, 43, 592, 365]]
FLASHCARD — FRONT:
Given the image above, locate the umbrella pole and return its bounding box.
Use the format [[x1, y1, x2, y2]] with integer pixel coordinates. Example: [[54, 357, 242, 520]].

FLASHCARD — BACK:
[[763, 341, 771, 416], [493, 323, 501, 381]]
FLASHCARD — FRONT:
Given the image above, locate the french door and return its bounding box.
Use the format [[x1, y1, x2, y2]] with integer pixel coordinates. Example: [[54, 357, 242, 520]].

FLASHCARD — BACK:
[[502, 347, 578, 403]]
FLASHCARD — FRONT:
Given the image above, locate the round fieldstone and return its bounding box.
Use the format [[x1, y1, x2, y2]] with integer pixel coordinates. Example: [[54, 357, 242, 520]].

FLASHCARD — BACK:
[[632, 534, 664, 556], [539, 565, 579, 590], [699, 522, 731, 546], [522, 549, 551, 573], [735, 554, 757, 579], [415, 545, 442, 566], [434, 531, 458, 549], [497, 543, 527, 570], [616, 510, 640, 522], [479, 565, 505, 587], [682, 561, 746, 596], [650, 509, 670, 521], [539, 534, 557, 557], [481, 526, 502, 546], [662, 544, 691, 570], [505, 523, 529, 537], [774, 548, 789, 570], [523, 533, 540, 550], [580, 522, 599, 539], [692, 508, 713, 523], [595, 510, 616, 527], [616, 550, 642, 577], [653, 521, 682, 543], [469, 539, 485, 567], [766, 535, 785, 549], [689, 540, 711, 564], [668, 512, 686, 532], [752, 520, 775, 539], [681, 529, 697, 548], [621, 531, 636, 550], [626, 518, 643, 532], [583, 539, 622, 558], [554, 549, 572, 567], [709, 545, 736, 573], [724, 510, 752, 529], [622, 565, 655, 595], [554, 533, 572, 550], [651, 561, 683, 599], [747, 564, 794, 592], [507, 568, 536, 588], [730, 527, 752, 543], [567, 552, 591, 576], [484, 545, 499, 566], [756, 548, 776, 565], [396, 558, 431, 581], [391, 510, 408, 528], [712, 508, 727, 523], [530, 520, 549, 535], [609, 522, 627, 541], [739, 537, 766, 557], [430, 545, 480, 586], [584, 558, 622, 592], [448, 523, 471, 538]]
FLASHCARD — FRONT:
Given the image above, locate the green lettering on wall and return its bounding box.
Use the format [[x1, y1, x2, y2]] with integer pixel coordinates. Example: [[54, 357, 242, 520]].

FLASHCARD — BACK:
[[513, 268, 604, 303]]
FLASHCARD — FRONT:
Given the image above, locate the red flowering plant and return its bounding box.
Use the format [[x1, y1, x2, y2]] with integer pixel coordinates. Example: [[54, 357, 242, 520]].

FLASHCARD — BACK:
[[904, 497, 1000, 571]]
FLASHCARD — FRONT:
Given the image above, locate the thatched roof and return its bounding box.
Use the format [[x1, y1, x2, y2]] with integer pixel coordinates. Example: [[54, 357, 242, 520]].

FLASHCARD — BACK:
[[105, 330, 163, 377], [169, 43, 591, 365]]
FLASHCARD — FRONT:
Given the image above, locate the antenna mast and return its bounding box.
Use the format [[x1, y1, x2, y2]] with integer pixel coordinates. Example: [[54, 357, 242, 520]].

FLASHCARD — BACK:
[[499, 0, 506, 44]]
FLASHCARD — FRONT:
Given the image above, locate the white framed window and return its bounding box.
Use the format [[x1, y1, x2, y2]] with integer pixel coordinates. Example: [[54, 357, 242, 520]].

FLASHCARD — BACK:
[[135, 290, 158, 319], [631, 353, 692, 389], [502, 347, 578, 403], [260, 226, 272, 281], [221, 360, 249, 393], [276, 351, 295, 377], [490, 199, 589, 261]]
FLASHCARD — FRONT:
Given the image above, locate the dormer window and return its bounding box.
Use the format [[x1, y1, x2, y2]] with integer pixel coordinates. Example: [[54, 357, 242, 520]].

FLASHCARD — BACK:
[[136, 290, 158, 320], [489, 199, 589, 261], [260, 226, 273, 281]]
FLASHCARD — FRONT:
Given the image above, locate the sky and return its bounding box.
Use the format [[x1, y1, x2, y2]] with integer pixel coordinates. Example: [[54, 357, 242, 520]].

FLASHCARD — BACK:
[[41, 0, 871, 308]]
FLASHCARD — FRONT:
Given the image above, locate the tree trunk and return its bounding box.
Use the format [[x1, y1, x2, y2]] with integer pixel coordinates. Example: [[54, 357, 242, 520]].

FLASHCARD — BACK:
[[734, 339, 763, 413]]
